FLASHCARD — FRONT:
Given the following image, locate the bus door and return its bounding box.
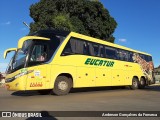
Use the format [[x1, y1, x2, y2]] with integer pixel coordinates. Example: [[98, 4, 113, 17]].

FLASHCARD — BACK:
[[26, 43, 50, 90]]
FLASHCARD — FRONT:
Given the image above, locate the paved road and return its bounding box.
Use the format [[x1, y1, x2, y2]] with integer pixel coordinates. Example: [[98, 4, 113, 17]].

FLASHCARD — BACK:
[[0, 85, 160, 120]]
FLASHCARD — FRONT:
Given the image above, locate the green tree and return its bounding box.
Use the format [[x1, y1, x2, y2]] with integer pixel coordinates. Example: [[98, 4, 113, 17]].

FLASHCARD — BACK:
[[30, 0, 117, 42]]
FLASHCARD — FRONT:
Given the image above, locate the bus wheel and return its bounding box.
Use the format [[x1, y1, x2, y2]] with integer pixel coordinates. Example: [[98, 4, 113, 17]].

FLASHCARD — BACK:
[[139, 77, 146, 89], [38, 89, 51, 95], [53, 76, 72, 96], [130, 77, 139, 90]]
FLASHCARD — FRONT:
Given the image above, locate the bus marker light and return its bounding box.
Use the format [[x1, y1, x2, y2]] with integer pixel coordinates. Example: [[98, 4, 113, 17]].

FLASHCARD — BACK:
[[31, 76, 35, 78]]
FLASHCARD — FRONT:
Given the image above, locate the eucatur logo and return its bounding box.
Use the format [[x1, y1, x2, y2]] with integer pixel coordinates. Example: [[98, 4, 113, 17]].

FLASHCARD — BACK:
[[85, 58, 115, 67], [30, 82, 43, 87]]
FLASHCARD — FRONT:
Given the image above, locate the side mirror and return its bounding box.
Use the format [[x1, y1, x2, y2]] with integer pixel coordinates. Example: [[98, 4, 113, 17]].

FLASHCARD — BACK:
[[4, 48, 17, 59]]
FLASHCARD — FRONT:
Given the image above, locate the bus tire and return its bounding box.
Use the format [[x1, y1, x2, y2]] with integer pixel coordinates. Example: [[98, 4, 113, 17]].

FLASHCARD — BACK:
[[53, 76, 72, 96], [38, 89, 51, 95], [139, 77, 146, 89], [130, 77, 139, 90]]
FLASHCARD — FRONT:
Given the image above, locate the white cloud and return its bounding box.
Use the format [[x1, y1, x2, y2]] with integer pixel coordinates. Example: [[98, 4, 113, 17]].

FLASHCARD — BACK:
[[0, 21, 11, 26], [118, 38, 127, 42], [5, 21, 11, 25]]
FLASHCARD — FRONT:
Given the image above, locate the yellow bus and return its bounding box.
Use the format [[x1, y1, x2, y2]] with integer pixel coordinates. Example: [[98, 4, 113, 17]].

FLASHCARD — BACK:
[[4, 29, 155, 95]]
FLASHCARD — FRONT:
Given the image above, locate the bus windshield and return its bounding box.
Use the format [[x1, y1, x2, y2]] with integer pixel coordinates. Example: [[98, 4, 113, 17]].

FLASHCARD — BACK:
[[12, 50, 27, 70], [7, 40, 32, 73], [6, 30, 70, 73]]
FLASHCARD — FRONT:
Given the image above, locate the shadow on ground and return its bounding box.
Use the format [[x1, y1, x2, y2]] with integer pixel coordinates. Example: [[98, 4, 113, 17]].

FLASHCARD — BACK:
[[11, 90, 40, 96], [142, 85, 160, 92], [11, 85, 160, 96], [70, 86, 128, 93]]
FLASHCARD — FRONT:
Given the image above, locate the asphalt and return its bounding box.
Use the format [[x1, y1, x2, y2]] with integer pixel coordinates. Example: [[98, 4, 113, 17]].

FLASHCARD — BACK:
[[0, 85, 160, 120]]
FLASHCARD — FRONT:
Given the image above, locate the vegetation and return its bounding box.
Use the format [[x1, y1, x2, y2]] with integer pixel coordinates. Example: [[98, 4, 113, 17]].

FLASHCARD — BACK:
[[30, 0, 117, 42]]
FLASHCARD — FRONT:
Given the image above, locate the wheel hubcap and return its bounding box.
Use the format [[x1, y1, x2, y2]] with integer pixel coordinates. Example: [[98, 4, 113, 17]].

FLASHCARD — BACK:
[[140, 80, 144, 85], [133, 80, 137, 87], [58, 81, 68, 91]]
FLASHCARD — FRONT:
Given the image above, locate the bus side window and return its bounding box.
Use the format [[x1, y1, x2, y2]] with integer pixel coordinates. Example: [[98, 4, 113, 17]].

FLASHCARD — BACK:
[[140, 54, 145, 60], [62, 37, 84, 55], [144, 55, 152, 62], [83, 42, 90, 55], [105, 46, 117, 60], [62, 40, 73, 55], [88, 42, 95, 56], [128, 52, 133, 62], [118, 49, 128, 61], [124, 51, 129, 61], [92, 43, 99, 57], [118, 50, 123, 61], [99, 45, 104, 58], [148, 56, 152, 62], [30, 44, 48, 62]]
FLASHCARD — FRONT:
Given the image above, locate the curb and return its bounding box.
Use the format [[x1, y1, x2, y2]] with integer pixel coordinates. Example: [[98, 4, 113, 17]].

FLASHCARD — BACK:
[[149, 83, 160, 86]]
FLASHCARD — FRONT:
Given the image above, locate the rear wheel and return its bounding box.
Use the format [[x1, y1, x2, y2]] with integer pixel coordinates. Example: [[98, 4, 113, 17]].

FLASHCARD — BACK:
[[52, 76, 72, 96], [130, 77, 139, 90], [139, 77, 146, 89]]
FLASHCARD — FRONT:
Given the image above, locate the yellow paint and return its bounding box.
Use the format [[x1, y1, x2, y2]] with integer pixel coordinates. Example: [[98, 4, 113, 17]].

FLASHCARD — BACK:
[[4, 31, 152, 91], [5, 69, 27, 90], [18, 36, 50, 48]]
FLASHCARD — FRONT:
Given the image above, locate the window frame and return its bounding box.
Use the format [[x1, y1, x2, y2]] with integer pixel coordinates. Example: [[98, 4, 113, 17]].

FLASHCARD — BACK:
[[61, 37, 152, 63]]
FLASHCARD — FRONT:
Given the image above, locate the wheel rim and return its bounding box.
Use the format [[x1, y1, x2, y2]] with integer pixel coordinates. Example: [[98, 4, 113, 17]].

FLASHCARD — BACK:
[[140, 80, 144, 85], [133, 80, 138, 87], [58, 81, 68, 91]]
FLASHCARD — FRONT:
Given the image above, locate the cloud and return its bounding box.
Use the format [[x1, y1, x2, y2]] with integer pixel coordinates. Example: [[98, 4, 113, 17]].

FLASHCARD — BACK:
[[0, 21, 11, 26], [5, 21, 11, 25], [118, 38, 127, 42]]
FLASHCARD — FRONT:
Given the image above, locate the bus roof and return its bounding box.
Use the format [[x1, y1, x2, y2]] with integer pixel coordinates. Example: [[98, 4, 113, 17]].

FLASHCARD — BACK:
[[29, 29, 151, 56], [29, 29, 70, 37], [70, 32, 151, 56]]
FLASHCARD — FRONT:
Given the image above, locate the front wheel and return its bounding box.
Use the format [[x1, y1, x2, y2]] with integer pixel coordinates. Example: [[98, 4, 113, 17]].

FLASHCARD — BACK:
[[130, 77, 139, 90], [52, 76, 72, 96]]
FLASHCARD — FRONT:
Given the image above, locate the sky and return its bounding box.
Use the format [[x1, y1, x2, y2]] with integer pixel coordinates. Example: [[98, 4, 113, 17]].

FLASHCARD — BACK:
[[0, 0, 160, 72]]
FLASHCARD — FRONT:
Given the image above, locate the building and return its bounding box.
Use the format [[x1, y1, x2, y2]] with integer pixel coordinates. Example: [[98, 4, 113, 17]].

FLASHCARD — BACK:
[[154, 66, 160, 83], [0, 73, 5, 86]]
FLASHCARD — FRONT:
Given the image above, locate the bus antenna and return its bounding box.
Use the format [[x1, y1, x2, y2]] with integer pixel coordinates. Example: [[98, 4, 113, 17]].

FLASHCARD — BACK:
[[23, 22, 30, 29]]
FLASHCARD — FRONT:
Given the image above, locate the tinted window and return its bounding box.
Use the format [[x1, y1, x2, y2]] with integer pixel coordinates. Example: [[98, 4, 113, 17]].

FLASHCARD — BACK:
[[92, 43, 99, 57], [128, 52, 134, 62], [83, 41, 90, 55], [117, 49, 129, 61], [30, 45, 48, 62], [140, 54, 145, 60], [61, 37, 152, 63], [62, 38, 84, 55], [99, 45, 104, 57], [148, 56, 152, 61], [144, 55, 152, 62], [105, 46, 117, 59], [28, 43, 48, 67]]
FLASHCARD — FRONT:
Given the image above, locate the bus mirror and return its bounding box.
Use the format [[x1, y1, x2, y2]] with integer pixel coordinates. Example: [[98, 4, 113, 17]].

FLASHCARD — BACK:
[[4, 48, 17, 59], [18, 36, 50, 49]]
